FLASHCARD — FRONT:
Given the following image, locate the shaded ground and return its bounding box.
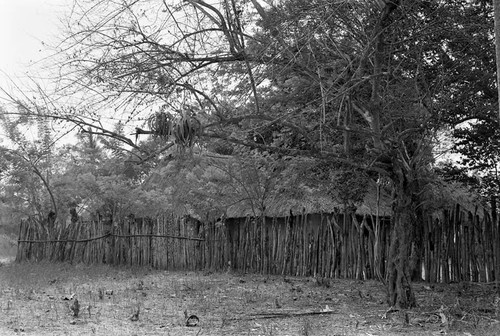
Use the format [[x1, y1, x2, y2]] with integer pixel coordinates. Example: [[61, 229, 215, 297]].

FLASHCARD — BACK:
[[0, 262, 499, 335]]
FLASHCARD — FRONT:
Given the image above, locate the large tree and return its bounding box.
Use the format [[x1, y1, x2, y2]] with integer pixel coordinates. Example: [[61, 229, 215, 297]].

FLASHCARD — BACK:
[[5, 0, 489, 307]]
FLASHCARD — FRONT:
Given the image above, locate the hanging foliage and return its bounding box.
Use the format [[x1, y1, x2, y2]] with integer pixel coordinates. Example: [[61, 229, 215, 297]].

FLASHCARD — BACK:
[[145, 110, 202, 148], [173, 114, 202, 147], [147, 111, 174, 139]]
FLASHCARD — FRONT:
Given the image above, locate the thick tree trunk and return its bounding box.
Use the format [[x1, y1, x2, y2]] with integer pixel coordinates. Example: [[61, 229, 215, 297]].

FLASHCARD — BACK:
[[410, 195, 425, 281], [493, 0, 500, 123], [386, 173, 417, 308], [491, 196, 500, 293]]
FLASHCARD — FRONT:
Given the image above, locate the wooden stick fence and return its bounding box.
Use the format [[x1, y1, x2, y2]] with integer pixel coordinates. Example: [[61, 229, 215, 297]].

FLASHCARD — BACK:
[[16, 206, 498, 283], [16, 215, 214, 270]]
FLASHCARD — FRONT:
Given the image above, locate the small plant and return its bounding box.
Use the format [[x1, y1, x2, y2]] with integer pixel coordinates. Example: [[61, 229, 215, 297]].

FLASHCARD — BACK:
[[129, 304, 140, 321], [70, 298, 80, 317], [315, 276, 331, 288], [274, 296, 281, 309], [300, 318, 312, 336], [261, 322, 277, 335]]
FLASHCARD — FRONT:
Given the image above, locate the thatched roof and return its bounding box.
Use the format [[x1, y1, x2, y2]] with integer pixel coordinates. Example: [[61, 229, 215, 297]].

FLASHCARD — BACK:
[[145, 152, 487, 221], [225, 182, 393, 218], [223, 180, 488, 220]]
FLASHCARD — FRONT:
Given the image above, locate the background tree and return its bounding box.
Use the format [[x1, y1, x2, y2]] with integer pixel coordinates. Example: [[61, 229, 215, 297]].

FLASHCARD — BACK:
[[0, 105, 172, 228], [429, 0, 500, 288], [0, 109, 59, 228]]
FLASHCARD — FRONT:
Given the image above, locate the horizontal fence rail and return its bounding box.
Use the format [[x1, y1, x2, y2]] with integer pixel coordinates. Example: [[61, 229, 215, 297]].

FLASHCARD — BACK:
[[16, 215, 213, 270], [18, 233, 205, 243]]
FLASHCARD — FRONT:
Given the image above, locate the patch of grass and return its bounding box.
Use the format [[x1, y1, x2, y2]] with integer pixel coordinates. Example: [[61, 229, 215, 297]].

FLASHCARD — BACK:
[[0, 263, 499, 335]]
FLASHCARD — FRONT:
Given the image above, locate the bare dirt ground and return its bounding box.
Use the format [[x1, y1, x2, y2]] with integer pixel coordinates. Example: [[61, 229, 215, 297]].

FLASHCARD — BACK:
[[0, 261, 499, 336]]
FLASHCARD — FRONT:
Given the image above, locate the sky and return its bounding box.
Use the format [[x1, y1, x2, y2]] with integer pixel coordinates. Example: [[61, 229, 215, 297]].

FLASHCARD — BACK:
[[0, 0, 67, 89], [0, 0, 72, 144]]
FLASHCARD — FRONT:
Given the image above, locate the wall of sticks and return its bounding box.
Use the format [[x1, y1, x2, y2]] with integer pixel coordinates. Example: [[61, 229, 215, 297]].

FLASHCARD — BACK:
[[16, 205, 497, 283]]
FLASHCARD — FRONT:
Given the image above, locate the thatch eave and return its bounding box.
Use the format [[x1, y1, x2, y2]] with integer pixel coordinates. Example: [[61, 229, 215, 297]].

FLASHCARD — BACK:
[[225, 181, 393, 218]]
